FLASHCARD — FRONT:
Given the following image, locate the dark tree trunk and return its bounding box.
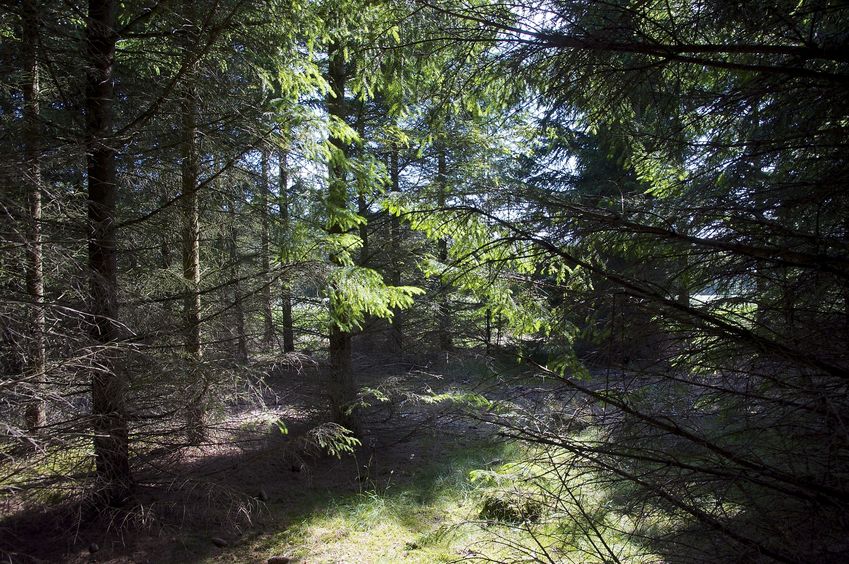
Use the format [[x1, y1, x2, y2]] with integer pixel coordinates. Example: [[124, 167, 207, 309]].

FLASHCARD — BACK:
[[326, 41, 357, 432], [22, 0, 46, 432], [261, 148, 274, 346], [227, 200, 248, 363], [485, 307, 492, 355], [844, 218, 849, 340], [180, 0, 204, 445], [357, 193, 369, 265], [388, 145, 403, 354], [279, 149, 295, 353], [85, 0, 131, 500], [676, 242, 690, 308], [437, 146, 453, 352], [159, 185, 171, 269], [356, 109, 369, 267]]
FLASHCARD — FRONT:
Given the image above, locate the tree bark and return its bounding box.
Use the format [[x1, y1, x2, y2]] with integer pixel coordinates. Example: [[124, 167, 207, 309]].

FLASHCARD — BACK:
[[484, 307, 492, 354], [357, 193, 369, 265], [180, 0, 204, 445], [388, 145, 403, 354], [86, 0, 131, 500], [676, 222, 690, 308], [22, 0, 46, 433], [356, 108, 369, 267], [261, 147, 274, 346], [279, 148, 295, 353], [159, 185, 172, 269], [844, 217, 849, 342], [227, 199, 248, 363], [326, 41, 357, 431], [437, 145, 453, 352]]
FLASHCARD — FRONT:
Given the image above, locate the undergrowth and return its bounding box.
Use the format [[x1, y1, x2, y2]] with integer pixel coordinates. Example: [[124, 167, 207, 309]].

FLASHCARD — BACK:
[[239, 432, 661, 564]]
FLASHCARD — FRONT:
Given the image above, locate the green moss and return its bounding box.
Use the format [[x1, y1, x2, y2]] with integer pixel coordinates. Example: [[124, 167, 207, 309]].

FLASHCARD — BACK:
[[479, 491, 544, 523], [236, 439, 510, 563]]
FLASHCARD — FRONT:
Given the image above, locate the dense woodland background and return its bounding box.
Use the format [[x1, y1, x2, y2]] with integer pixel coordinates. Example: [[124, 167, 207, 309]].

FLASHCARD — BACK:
[[1, 1, 848, 562]]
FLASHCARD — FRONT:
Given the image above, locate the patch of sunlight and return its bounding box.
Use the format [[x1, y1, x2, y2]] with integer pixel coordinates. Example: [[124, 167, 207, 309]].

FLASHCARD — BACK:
[[268, 477, 481, 561], [231, 436, 664, 563], [246, 441, 512, 563], [2, 441, 94, 503], [463, 438, 665, 563]]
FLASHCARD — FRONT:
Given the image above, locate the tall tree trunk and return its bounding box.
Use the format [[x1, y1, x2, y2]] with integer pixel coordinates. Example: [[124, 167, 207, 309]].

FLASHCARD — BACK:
[[676, 221, 690, 308], [388, 145, 403, 354], [261, 148, 274, 346], [279, 148, 295, 353], [356, 109, 369, 267], [227, 200, 248, 363], [159, 185, 172, 269], [86, 0, 131, 500], [437, 145, 453, 352], [357, 193, 369, 265], [326, 41, 357, 431], [22, 0, 46, 432], [844, 217, 849, 341], [485, 307, 492, 355], [180, 0, 204, 445]]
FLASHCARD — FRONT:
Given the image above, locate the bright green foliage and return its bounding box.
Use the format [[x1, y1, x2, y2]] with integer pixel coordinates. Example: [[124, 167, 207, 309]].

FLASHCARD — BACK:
[[2, 0, 848, 561], [307, 423, 362, 458], [327, 266, 423, 331], [387, 194, 556, 340], [420, 390, 494, 411]]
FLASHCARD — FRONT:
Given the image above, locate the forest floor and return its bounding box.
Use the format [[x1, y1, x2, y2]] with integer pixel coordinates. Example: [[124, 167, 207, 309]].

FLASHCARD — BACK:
[[2, 351, 558, 564]]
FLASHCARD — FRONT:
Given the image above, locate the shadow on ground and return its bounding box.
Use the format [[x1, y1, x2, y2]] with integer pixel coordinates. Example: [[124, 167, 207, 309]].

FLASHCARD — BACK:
[[0, 352, 508, 564]]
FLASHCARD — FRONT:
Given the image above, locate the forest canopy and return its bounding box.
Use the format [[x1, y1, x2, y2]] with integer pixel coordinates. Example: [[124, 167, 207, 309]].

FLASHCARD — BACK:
[[1, 1, 848, 562]]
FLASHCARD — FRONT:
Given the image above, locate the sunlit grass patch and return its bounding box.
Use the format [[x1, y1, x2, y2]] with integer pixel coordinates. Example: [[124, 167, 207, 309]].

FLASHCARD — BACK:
[[249, 440, 512, 563], [1, 440, 95, 504], [239, 432, 662, 564], [466, 437, 664, 563]]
